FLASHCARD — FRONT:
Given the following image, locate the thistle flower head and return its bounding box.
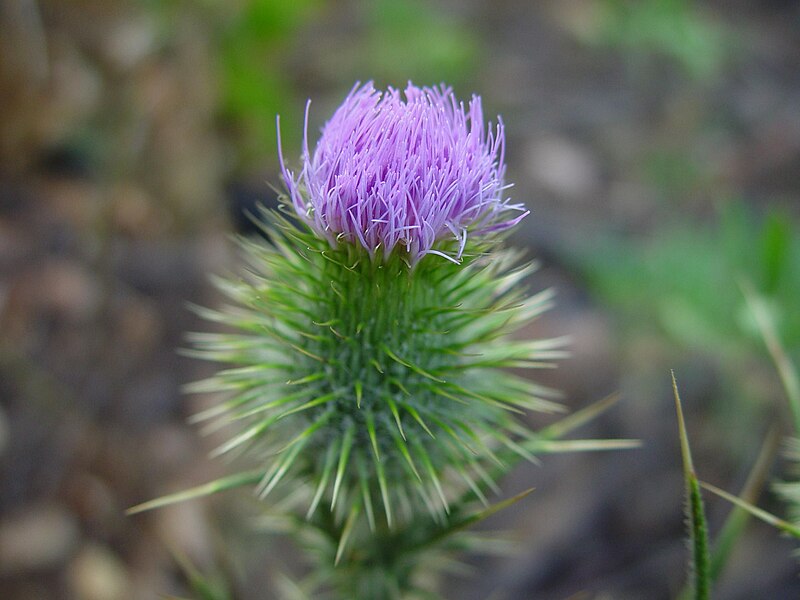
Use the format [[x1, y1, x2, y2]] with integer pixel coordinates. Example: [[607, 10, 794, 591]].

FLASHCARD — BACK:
[[128, 81, 632, 599], [171, 83, 566, 588], [279, 82, 528, 264]]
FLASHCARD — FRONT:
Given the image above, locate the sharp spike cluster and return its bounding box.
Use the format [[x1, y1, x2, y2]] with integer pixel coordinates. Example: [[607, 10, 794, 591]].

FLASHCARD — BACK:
[[187, 213, 565, 536], [112, 81, 656, 600], [184, 83, 568, 552]]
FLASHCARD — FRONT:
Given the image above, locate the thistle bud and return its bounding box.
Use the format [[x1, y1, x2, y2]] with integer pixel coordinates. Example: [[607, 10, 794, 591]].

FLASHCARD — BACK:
[[189, 82, 563, 546]]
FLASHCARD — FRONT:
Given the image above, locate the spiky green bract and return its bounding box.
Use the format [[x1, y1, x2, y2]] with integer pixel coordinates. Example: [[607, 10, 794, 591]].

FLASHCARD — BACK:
[[187, 207, 563, 534], [673, 373, 710, 600], [260, 488, 533, 600]]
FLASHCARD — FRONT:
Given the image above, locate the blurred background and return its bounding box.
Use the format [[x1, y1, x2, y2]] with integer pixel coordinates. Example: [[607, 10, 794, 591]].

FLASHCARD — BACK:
[[1, 0, 799, 598]]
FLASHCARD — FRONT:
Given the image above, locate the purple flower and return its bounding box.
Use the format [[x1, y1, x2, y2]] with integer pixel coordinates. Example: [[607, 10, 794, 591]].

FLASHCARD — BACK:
[[278, 82, 528, 264]]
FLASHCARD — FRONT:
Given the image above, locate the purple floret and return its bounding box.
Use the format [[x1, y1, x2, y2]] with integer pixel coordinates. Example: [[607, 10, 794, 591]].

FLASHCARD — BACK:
[[278, 82, 528, 264]]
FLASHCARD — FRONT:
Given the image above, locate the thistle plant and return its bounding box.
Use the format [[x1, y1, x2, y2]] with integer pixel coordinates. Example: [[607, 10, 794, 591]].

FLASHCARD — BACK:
[[131, 82, 633, 598]]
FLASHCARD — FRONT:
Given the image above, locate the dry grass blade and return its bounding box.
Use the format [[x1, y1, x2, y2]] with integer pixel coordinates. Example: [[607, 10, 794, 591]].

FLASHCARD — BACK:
[[741, 279, 800, 433], [700, 481, 800, 539]]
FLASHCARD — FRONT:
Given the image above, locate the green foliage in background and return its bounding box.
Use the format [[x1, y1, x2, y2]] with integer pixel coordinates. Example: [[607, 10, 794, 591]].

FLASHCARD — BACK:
[[211, 0, 479, 169], [592, 0, 732, 78], [361, 0, 479, 88], [216, 0, 322, 166], [573, 202, 800, 449], [576, 202, 800, 357]]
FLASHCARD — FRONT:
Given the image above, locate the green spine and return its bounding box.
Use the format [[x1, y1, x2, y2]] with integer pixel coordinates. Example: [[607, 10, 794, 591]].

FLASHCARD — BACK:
[[189, 209, 563, 533]]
